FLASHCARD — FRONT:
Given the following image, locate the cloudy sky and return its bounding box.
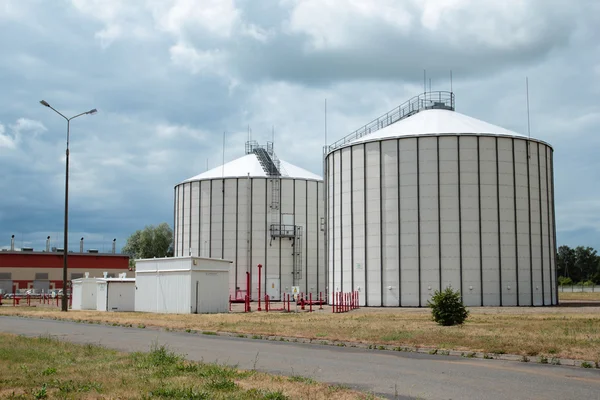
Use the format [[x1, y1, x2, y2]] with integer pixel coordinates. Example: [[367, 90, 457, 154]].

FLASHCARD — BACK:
[[1, 0, 598, 253]]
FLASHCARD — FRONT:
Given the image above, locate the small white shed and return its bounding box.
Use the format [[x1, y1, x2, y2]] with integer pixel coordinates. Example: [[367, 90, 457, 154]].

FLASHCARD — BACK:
[[96, 274, 136, 312], [135, 256, 232, 314], [71, 274, 101, 310]]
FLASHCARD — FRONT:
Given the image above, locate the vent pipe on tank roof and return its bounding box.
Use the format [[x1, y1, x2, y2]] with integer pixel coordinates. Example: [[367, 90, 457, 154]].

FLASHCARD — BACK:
[[46, 236, 51, 252], [10, 235, 15, 251], [112, 238, 116, 254], [80, 237, 84, 253]]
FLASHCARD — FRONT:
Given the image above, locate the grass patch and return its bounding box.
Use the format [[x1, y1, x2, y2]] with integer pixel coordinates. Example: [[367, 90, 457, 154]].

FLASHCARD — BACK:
[[2, 306, 600, 361], [0, 333, 375, 399], [558, 292, 600, 301]]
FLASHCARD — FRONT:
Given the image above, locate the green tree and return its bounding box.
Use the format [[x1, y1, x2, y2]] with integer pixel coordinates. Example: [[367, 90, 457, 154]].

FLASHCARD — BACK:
[[428, 287, 469, 326], [122, 223, 174, 268], [557, 245, 600, 284]]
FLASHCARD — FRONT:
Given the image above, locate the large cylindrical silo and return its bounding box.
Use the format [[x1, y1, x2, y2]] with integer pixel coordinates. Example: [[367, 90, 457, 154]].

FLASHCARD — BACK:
[[174, 141, 325, 301], [326, 92, 557, 307]]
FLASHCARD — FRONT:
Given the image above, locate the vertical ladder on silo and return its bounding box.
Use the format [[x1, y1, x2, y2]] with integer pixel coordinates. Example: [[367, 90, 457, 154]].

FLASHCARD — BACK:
[[293, 226, 303, 286], [270, 178, 280, 232]]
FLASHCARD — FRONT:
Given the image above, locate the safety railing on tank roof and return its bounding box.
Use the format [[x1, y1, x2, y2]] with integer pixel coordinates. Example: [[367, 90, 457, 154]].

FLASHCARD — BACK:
[[324, 91, 455, 153]]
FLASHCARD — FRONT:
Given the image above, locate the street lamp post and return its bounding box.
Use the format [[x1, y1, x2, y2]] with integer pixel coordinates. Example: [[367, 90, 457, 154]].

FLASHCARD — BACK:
[[39, 100, 97, 312]]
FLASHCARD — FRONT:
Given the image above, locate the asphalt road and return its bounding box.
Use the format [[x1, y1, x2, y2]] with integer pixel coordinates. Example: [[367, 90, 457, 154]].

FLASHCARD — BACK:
[[1, 316, 599, 399]]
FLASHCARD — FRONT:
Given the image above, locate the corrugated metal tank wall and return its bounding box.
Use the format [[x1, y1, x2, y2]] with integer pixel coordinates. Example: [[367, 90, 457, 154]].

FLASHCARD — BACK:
[[174, 177, 325, 300], [327, 135, 557, 307]]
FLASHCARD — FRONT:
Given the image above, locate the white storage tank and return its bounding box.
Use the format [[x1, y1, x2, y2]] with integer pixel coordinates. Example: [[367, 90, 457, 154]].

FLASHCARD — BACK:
[[96, 275, 136, 312], [173, 141, 325, 302], [325, 92, 557, 307], [135, 256, 232, 314]]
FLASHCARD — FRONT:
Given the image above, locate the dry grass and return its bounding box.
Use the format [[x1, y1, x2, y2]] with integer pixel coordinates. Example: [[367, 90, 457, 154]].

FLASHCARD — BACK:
[[2, 305, 599, 362], [558, 291, 600, 301], [0, 333, 375, 399]]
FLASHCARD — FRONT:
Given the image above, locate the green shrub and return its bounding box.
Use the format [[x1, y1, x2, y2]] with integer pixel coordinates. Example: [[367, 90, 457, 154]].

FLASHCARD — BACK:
[[427, 287, 469, 326]]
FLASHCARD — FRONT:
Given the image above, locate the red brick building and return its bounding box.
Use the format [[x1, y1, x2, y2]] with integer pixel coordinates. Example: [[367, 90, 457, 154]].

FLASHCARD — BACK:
[[0, 251, 131, 294]]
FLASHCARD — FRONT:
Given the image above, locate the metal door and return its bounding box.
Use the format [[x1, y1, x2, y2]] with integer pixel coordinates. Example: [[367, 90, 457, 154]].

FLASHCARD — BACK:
[[266, 278, 280, 301]]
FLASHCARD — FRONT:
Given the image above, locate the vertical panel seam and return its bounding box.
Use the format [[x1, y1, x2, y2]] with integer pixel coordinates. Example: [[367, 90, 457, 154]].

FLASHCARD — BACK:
[[183, 184, 187, 256], [340, 151, 344, 293], [380, 141, 384, 307], [189, 183, 192, 255], [437, 136, 442, 292], [222, 180, 225, 259], [457, 136, 463, 302], [397, 139, 402, 307], [477, 136, 483, 306], [512, 139, 520, 306], [332, 155, 336, 298], [209, 180, 212, 258], [527, 141, 533, 306], [363, 144, 368, 306], [417, 137, 421, 307], [496, 138, 503, 306], [235, 179, 239, 293], [351, 146, 355, 293], [537, 143, 545, 305]]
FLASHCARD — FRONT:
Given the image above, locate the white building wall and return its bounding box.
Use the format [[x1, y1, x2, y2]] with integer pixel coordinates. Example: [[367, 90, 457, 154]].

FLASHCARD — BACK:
[[399, 138, 419, 306], [340, 148, 352, 295], [381, 140, 399, 306], [459, 136, 482, 306], [351, 145, 366, 305], [498, 138, 517, 306], [419, 137, 440, 306], [365, 142, 381, 306], [479, 136, 500, 306], [439, 137, 461, 294]]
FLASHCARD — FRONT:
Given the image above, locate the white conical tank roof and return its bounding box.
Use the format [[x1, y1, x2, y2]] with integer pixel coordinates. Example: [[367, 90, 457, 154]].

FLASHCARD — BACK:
[[351, 109, 526, 144], [181, 153, 322, 183]]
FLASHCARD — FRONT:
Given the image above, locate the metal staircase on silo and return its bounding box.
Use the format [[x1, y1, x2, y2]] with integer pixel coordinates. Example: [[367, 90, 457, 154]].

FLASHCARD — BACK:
[[245, 140, 303, 284], [324, 91, 455, 154]]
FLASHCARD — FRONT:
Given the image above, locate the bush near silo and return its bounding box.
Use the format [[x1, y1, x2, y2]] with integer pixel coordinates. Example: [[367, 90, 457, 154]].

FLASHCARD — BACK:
[[428, 288, 469, 326]]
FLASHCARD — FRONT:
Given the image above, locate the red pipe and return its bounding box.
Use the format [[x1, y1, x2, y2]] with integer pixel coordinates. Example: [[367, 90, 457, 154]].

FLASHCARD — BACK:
[[332, 291, 335, 313], [246, 271, 251, 312], [309, 293, 313, 312], [287, 294, 291, 312], [257, 264, 262, 311], [229, 295, 232, 311]]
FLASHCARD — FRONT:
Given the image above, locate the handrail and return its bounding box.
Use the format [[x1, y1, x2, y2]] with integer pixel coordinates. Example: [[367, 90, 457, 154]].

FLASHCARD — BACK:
[[325, 91, 454, 153]]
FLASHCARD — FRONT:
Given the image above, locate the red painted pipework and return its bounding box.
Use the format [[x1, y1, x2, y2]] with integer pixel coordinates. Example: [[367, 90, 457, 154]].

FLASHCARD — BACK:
[[257, 264, 262, 311], [309, 293, 313, 312]]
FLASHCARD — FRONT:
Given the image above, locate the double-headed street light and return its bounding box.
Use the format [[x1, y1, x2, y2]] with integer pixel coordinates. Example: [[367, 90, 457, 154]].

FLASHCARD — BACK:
[[39, 100, 97, 312]]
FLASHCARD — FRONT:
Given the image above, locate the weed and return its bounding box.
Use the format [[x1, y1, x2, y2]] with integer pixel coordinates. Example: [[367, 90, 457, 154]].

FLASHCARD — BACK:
[[521, 355, 530, 363], [41, 367, 56, 376], [467, 352, 476, 358], [581, 362, 593, 368], [262, 390, 289, 400], [33, 384, 47, 399], [252, 335, 261, 340], [378, 345, 385, 350], [440, 350, 450, 356], [236, 334, 247, 338], [150, 386, 209, 399], [137, 324, 146, 329], [550, 357, 561, 365], [483, 353, 493, 359], [539, 356, 548, 364], [428, 349, 438, 355], [289, 375, 316, 384], [203, 376, 237, 391]]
